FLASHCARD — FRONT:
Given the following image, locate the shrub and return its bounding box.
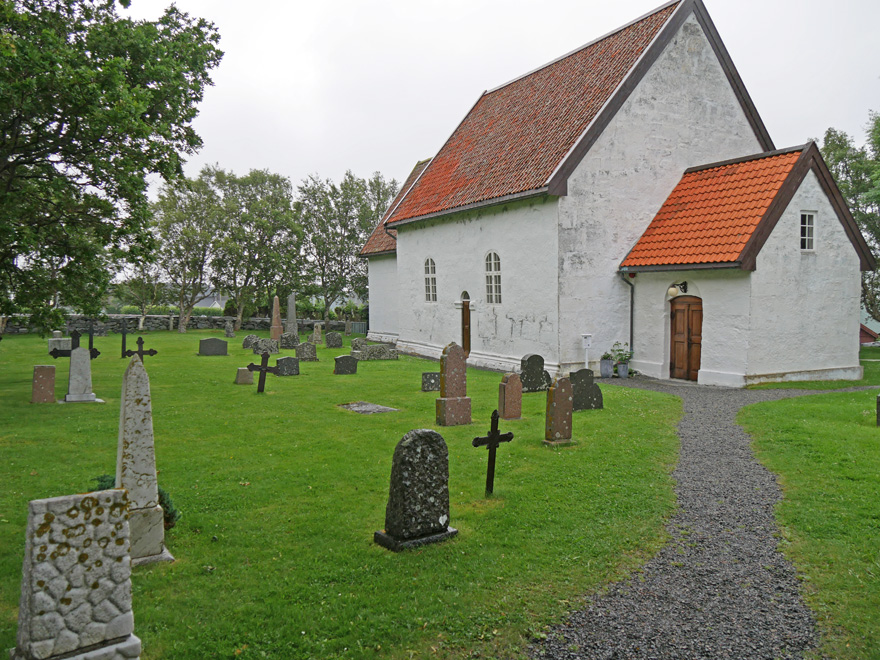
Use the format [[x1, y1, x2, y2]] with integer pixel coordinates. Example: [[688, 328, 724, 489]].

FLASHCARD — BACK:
[[92, 474, 181, 530]]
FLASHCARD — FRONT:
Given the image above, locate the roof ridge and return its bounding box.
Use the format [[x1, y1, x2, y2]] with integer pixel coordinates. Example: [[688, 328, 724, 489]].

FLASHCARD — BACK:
[[485, 0, 682, 95], [683, 143, 810, 174]]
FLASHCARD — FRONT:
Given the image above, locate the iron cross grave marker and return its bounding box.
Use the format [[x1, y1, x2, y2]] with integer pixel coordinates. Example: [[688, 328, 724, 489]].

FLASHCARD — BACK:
[[49, 330, 98, 360], [123, 336, 157, 360], [472, 409, 514, 496], [247, 352, 279, 393]]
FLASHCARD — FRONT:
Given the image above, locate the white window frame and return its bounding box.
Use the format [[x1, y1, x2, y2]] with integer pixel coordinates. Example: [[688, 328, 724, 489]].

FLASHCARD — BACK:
[[800, 212, 815, 251], [424, 258, 437, 302], [485, 251, 502, 304]]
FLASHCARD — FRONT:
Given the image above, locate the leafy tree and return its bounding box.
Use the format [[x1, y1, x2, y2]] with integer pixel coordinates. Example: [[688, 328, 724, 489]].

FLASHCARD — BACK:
[[114, 261, 168, 329], [0, 0, 222, 330], [296, 171, 397, 319], [820, 112, 880, 321], [208, 167, 301, 330], [153, 171, 219, 332]]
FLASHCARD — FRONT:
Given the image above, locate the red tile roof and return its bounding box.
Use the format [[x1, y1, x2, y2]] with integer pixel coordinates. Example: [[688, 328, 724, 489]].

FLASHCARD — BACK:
[[620, 149, 804, 268], [385, 2, 680, 226], [360, 159, 431, 257]]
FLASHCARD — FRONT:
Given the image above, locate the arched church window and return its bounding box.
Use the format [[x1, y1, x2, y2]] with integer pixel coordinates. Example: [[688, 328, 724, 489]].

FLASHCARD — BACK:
[[485, 252, 501, 304], [424, 258, 437, 302]]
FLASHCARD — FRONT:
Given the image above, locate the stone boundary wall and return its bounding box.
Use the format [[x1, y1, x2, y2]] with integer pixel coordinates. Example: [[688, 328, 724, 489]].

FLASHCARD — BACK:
[[1, 314, 348, 335]]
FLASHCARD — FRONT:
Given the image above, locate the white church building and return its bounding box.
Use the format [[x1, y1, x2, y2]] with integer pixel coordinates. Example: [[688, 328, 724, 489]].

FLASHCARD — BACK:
[[360, 0, 874, 387]]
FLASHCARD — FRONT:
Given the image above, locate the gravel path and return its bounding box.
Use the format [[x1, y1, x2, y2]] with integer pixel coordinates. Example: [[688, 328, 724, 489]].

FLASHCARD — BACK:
[[531, 377, 876, 660]]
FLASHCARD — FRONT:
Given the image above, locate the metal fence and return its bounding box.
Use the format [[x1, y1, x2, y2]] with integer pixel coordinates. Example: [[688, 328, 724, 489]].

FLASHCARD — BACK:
[[351, 321, 368, 335]]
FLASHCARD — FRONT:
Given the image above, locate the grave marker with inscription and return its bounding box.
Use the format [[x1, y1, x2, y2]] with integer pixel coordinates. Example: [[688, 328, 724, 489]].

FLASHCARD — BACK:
[[498, 373, 522, 420], [544, 376, 573, 445], [436, 342, 471, 426], [199, 337, 228, 356]]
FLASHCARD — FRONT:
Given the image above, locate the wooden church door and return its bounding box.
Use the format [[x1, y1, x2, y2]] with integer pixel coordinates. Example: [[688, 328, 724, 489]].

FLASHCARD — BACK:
[[670, 296, 702, 381], [460, 292, 471, 357]]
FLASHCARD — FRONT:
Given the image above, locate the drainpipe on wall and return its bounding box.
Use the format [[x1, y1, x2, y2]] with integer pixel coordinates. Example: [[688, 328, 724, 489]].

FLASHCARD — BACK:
[[619, 272, 634, 349]]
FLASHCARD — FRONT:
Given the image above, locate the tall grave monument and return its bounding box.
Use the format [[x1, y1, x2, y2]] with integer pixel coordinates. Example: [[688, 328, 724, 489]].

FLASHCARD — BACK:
[[116, 355, 173, 565], [436, 342, 471, 426], [285, 292, 297, 334], [270, 295, 283, 341]]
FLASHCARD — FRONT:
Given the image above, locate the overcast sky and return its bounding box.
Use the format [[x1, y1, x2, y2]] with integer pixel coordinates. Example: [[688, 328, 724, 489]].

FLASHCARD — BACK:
[[124, 0, 880, 190]]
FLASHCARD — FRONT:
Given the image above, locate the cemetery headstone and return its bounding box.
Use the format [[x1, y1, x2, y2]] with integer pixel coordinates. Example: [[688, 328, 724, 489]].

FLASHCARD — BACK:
[[296, 341, 318, 362], [234, 368, 254, 385], [270, 295, 283, 341], [242, 334, 259, 350], [47, 330, 70, 355], [225, 320, 235, 338], [374, 429, 457, 551], [275, 356, 300, 376], [168, 315, 174, 331], [520, 354, 552, 392], [351, 342, 399, 361], [421, 372, 440, 392], [49, 329, 98, 360], [252, 337, 279, 355], [334, 355, 358, 375], [472, 410, 514, 495], [325, 331, 343, 348], [63, 346, 102, 403], [199, 337, 228, 356], [123, 336, 157, 360], [436, 342, 471, 426], [570, 368, 603, 410], [312, 322, 323, 343], [345, 319, 352, 336], [498, 372, 522, 420], [544, 376, 573, 445], [247, 352, 279, 393], [280, 332, 298, 349], [116, 355, 173, 565], [308, 331, 319, 344], [351, 337, 368, 352], [31, 365, 55, 403], [285, 292, 297, 334], [8, 490, 141, 660]]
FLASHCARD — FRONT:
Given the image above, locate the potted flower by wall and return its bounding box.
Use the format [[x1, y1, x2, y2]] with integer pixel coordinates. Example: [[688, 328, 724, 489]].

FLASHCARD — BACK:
[[599, 351, 614, 378], [611, 341, 633, 378]]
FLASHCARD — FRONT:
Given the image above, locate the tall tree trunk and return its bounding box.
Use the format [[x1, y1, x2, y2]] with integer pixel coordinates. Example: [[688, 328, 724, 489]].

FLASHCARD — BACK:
[[235, 305, 244, 332]]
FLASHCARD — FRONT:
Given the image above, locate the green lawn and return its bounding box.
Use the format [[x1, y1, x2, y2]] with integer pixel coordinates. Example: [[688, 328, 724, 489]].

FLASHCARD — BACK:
[[0, 330, 680, 659], [740, 383, 880, 659]]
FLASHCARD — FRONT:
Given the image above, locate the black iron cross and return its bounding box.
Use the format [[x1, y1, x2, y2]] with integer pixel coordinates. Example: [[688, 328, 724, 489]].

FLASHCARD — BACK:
[[49, 329, 98, 360], [472, 409, 514, 496], [120, 317, 128, 358], [247, 352, 279, 393], [124, 336, 157, 360]]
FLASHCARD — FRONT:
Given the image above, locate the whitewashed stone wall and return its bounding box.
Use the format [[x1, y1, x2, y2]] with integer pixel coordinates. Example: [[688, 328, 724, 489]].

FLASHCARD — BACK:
[[747, 171, 862, 383], [366, 254, 399, 343], [395, 197, 560, 373], [556, 12, 764, 373], [10, 489, 140, 660]]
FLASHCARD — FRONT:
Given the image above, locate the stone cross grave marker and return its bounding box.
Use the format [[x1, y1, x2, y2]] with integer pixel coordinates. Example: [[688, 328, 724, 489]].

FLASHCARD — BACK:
[[325, 331, 343, 348], [31, 365, 55, 403], [8, 489, 141, 660], [374, 429, 458, 551], [285, 292, 297, 334], [544, 376, 573, 445], [570, 368, 603, 410], [116, 355, 173, 565], [520, 353, 551, 392], [436, 342, 471, 426], [270, 295, 283, 341], [499, 372, 522, 419], [334, 355, 358, 374], [247, 352, 279, 393], [63, 346, 102, 403], [198, 337, 228, 356], [123, 336, 158, 360], [472, 410, 514, 496]]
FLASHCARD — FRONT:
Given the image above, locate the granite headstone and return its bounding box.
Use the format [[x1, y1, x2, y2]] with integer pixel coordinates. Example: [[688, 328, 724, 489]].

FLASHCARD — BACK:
[[296, 342, 318, 362], [334, 355, 358, 374], [325, 331, 343, 348], [570, 368, 603, 410], [275, 356, 300, 376], [520, 354, 552, 393], [436, 342, 471, 426], [498, 372, 522, 420], [544, 376, 573, 445], [199, 337, 228, 356]]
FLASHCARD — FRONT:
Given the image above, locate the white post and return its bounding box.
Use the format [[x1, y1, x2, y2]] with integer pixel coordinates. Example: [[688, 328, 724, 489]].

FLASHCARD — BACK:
[[581, 333, 592, 369]]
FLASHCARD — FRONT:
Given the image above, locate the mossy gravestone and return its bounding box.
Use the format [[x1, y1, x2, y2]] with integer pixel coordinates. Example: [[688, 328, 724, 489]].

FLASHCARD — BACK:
[[570, 368, 603, 410], [374, 429, 457, 551], [242, 335, 259, 350], [520, 354, 552, 393], [9, 489, 141, 660]]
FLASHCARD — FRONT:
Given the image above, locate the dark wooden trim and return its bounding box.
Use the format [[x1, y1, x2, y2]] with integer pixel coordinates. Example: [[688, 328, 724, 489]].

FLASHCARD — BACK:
[[620, 262, 742, 273], [683, 144, 807, 174], [690, 0, 774, 152]]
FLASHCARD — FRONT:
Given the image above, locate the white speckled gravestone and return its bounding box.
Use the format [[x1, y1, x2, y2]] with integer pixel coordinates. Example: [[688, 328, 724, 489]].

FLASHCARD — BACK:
[[8, 489, 141, 660], [115, 356, 173, 566], [63, 346, 102, 403]]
